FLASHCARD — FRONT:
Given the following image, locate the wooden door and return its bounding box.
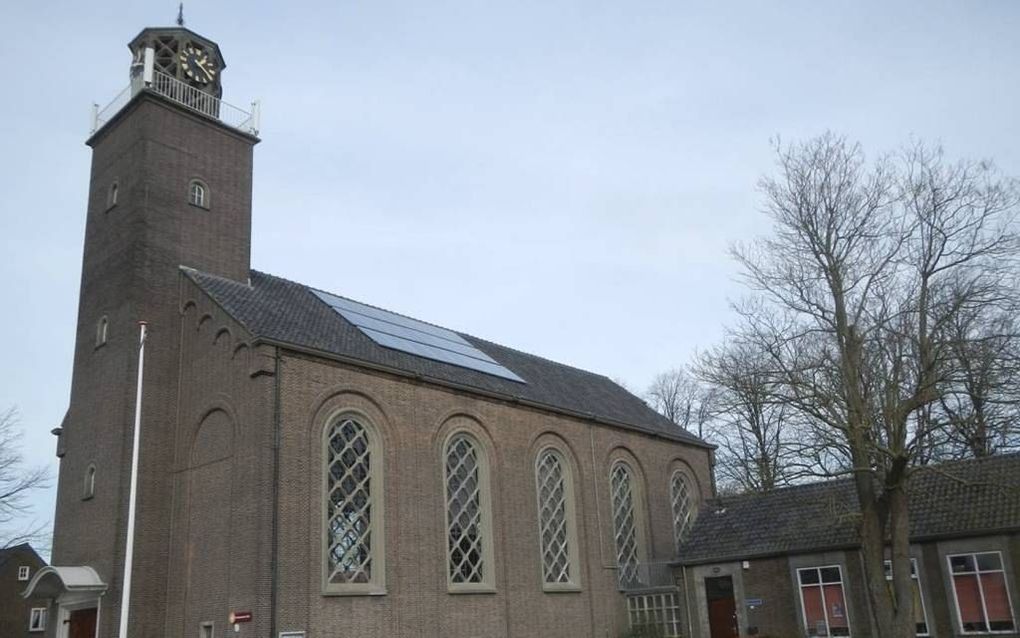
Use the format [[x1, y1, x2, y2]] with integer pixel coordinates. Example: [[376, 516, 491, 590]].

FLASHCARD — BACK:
[[705, 576, 738, 638], [68, 608, 98, 638]]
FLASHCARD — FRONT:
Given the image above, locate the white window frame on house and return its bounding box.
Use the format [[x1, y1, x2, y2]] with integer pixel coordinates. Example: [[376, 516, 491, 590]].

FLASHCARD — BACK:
[[797, 565, 852, 637], [188, 179, 209, 208], [534, 446, 581, 591], [322, 413, 385, 595], [107, 181, 118, 209], [199, 621, 214, 638], [669, 470, 695, 553], [443, 431, 496, 592], [627, 591, 682, 637], [610, 460, 643, 588], [947, 551, 1017, 634], [29, 607, 46, 632], [18, 565, 30, 581], [883, 558, 930, 636]]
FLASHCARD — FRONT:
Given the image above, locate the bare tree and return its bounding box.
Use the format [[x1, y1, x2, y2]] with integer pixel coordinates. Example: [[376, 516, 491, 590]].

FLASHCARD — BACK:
[[933, 308, 1020, 457], [695, 342, 802, 491], [645, 368, 714, 438], [0, 407, 50, 549], [727, 135, 1020, 638]]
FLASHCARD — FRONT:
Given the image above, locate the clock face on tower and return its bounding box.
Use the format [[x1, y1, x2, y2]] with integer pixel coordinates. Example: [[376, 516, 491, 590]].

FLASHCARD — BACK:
[[179, 45, 216, 85]]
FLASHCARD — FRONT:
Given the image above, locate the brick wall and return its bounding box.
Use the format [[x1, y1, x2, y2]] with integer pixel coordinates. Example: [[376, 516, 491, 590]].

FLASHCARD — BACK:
[[270, 351, 713, 638], [52, 93, 256, 638]]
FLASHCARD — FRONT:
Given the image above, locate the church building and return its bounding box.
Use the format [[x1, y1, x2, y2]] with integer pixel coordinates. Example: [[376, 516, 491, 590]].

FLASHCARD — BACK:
[[25, 23, 714, 638]]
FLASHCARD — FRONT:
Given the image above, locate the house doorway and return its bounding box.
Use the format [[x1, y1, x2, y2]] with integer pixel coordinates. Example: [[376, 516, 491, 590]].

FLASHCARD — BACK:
[[705, 575, 738, 638], [68, 608, 98, 638]]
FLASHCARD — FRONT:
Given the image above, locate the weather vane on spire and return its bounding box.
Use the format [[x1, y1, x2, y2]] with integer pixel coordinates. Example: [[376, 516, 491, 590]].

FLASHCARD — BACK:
[[176, 3, 185, 27]]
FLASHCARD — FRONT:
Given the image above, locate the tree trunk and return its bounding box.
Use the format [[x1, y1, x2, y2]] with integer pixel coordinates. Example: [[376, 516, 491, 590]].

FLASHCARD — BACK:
[[855, 470, 916, 638]]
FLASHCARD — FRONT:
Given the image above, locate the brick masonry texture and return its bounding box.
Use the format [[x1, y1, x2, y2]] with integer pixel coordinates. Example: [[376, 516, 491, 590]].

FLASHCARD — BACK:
[[51, 88, 714, 638], [52, 93, 256, 638], [272, 351, 712, 638]]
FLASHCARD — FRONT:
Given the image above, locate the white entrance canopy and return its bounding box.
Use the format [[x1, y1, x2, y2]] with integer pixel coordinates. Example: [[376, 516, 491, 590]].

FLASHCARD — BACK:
[[23, 566, 107, 598]]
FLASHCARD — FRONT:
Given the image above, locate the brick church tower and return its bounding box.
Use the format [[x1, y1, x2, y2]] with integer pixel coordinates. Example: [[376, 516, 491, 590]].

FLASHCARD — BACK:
[[29, 24, 259, 638], [29, 17, 718, 638]]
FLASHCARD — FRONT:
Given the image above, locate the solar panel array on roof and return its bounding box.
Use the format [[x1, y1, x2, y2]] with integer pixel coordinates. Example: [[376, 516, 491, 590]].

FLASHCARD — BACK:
[[312, 289, 527, 383]]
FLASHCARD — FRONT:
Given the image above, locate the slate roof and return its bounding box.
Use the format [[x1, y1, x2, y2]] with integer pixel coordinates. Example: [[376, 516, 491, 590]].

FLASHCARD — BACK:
[[0, 543, 44, 569], [184, 269, 709, 447], [678, 453, 1020, 565]]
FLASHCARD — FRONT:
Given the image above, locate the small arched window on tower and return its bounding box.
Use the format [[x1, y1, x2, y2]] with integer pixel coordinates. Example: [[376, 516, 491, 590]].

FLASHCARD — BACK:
[[83, 464, 96, 500], [95, 315, 109, 348], [188, 179, 210, 209], [107, 181, 119, 210]]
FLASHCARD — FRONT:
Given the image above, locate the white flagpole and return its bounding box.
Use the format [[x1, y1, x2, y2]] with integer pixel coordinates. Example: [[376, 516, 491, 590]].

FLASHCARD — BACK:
[[118, 321, 147, 638]]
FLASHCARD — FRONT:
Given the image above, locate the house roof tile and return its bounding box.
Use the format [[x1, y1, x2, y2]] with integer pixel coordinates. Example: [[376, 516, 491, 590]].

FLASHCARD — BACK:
[[679, 453, 1020, 565]]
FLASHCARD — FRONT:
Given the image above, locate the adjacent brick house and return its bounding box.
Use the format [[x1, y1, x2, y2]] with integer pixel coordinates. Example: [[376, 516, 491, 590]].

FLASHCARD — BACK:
[[29, 23, 715, 638], [0, 544, 49, 637], [674, 453, 1020, 638]]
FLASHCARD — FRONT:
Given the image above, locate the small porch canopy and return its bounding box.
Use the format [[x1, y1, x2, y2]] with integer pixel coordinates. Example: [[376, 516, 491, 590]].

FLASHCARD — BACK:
[[23, 566, 106, 599]]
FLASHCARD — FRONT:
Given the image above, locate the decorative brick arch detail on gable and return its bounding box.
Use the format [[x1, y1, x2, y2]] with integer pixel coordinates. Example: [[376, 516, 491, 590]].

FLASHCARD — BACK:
[[196, 313, 215, 334], [213, 326, 233, 346], [231, 341, 249, 359]]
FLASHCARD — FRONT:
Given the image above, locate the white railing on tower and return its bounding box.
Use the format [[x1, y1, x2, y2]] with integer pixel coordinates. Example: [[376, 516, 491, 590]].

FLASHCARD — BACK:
[[91, 85, 132, 134], [89, 70, 260, 136]]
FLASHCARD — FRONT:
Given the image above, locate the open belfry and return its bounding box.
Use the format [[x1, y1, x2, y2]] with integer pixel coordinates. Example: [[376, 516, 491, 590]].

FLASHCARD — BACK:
[[26, 17, 713, 638]]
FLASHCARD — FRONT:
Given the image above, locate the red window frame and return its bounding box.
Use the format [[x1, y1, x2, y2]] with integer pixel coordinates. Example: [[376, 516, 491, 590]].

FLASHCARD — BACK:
[[947, 551, 1017, 634], [797, 565, 852, 637]]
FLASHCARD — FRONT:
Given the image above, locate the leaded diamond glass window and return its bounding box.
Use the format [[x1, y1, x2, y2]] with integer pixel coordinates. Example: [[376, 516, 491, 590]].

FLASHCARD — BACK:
[[670, 471, 695, 552], [446, 434, 489, 585], [611, 462, 640, 587], [325, 417, 374, 586], [536, 449, 573, 585]]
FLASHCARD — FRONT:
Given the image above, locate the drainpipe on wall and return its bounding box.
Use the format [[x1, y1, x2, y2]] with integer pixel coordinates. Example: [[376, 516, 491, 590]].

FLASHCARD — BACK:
[[269, 348, 282, 638], [682, 565, 694, 638]]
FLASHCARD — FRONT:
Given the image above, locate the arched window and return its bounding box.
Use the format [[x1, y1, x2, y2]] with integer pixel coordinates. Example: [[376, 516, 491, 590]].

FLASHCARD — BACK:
[[444, 432, 494, 590], [107, 181, 118, 208], [670, 471, 696, 552], [610, 461, 641, 587], [83, 464, 96, 500], [96, 316, 109, 347], [324, 415, 384, 592], [188, 180, 209, 208], [535, 447, 580, 589]]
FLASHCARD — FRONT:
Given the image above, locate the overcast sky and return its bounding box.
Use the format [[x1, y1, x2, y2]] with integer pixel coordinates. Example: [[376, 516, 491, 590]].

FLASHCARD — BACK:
[[2, 1, 1018, 554]]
